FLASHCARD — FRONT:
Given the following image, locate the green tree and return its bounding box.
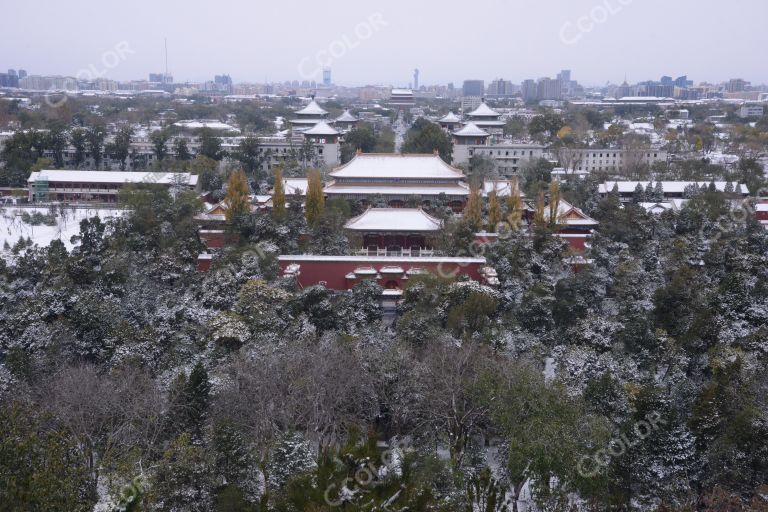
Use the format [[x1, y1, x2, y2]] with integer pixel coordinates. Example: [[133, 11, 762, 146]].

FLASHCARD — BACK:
[[186, 363, 211, 436], [0, 402, 92, 512], [482, 366, 612, 510], [70, 128, 88, 167], [503, 116, 527, 138], [107, 125, 133, 171], [528, 111, 565, 142], [340, 123, 377, 163], [519, 157, 553, 197], [199, 128, 223, 161], [0, 130, 42, 186], [86, 124, 106, 169], [173, 137, 191, 161], [45, 125, 68, 168], [402, 117, 453, 163], [150, 129, 170, 162], [149, 433, 212, 512], [232, 136, 262, 179]]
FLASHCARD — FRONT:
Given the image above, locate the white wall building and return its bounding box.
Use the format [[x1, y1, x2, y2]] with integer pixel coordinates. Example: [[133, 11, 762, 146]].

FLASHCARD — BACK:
[[567, 149, 667, 173], [454, 143, 546, 175]]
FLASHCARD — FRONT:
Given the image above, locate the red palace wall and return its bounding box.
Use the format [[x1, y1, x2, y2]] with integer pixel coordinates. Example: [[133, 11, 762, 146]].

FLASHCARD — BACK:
[[197, 255, 213, 272], [558, 232, 590, 252], [278, 256, 488, 290], [199, 230, 226, 249]]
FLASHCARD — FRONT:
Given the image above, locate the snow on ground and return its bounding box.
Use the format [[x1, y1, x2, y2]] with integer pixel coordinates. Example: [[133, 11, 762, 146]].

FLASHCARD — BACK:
[[543, 356, 556, 381], [0, 206, 125, 258]]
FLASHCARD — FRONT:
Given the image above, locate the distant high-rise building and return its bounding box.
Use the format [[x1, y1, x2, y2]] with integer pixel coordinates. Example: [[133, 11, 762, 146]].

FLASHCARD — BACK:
[[645, 84, 674, 97], [726, 78, 748, 93], [521, 79, 537, 101], [462, 79, 484, 97], [18, 69, 27, 79], [149, 73, 173, 84], [413, 68, 419, 90], [0, 70, 19, 88], [214, 74, 233, 93], [660, 75, 673, 86], [487, 78, 514, 97], [537, 77, 562, 100], [557, 70, 572, 96], [322, 67, 331, 86], [674, 75, 689, 88], [617, 80, 633, 98]]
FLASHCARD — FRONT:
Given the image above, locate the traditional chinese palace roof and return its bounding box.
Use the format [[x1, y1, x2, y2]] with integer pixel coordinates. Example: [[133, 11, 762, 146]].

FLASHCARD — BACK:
[[344, 208, 443, 232]]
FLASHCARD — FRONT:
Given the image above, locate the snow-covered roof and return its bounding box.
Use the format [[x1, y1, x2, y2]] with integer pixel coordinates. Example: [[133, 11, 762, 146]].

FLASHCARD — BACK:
[[173, 120, 240, 132], [278, 255, 486, 264], [295, 99, 328, 116], [482, 180, 525, 198], [639, 201, 676, 213], [324, 184, 469, 196], [615, 96, 674, 102], [283, 178, 309, 196], [391, 88, 413, 95], [290, 118, 327, 126], [453, 123, 489, 137], [466, 101, 500, 118], [344, 208, 443, 232], [304, 121, 339, 136], [28, 170, 198, 186], [598, 181, 750, 195], [335, 110, 358, 122], [468, 119, 506, 127], [547, 199, 599, 226], [329, 153, 464, 180], [438, 111, 461, 123]]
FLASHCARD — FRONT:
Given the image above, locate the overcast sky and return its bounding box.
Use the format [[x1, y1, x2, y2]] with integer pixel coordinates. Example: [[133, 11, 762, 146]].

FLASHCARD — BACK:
[[3, 0, 766, 87]]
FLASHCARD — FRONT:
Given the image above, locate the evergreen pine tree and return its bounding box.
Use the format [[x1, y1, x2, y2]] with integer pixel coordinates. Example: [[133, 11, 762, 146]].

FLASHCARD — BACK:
[[632, 183, 645, 203], [267, 432, 316, 490], [653, 181, 664, 202], [186, 362, 211, 437]]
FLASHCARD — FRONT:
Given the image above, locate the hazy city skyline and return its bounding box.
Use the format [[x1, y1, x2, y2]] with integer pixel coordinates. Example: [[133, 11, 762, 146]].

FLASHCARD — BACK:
[[2, 0, 767, 87]]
